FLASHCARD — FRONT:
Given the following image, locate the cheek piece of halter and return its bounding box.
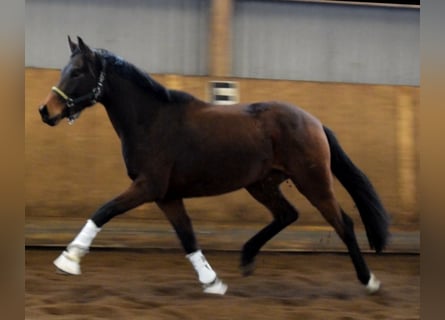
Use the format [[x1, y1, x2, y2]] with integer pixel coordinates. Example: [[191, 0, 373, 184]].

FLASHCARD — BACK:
[[51, 57, 106, 125]]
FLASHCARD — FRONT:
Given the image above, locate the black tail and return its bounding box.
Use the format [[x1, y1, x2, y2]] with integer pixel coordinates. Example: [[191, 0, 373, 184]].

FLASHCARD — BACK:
[[323, 126, 390, 253]]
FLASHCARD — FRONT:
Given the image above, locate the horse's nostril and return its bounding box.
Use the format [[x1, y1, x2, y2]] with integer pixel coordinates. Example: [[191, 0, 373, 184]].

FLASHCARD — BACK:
[[39, 105, 51, 122], [39, 105, 59, 126], [39, 105, 48, 117]]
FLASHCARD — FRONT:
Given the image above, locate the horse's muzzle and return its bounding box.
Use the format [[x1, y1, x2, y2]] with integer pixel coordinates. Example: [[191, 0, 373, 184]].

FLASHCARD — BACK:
[[39, 105, 61, 126]]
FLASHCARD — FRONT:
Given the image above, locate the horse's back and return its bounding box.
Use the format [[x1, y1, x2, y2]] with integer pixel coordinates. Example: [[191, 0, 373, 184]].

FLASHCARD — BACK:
[[185, 100, 325, 164], [195, 100, 321, 127]]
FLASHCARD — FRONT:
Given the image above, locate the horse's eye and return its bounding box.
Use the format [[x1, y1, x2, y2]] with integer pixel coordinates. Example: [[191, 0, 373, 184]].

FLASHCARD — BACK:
[[71, 70, 82, 78]]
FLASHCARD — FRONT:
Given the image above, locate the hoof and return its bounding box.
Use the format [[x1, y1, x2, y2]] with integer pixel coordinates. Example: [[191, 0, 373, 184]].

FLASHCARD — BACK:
[[53, 251, 81, 275], [366, 273, 381, 294], [203, 277, 228, 295], [240, 261, 255, 277]]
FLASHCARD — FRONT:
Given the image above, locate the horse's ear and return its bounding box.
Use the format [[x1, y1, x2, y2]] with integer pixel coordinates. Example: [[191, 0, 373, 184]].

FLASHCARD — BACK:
[[68, 35, 77, 53], [77, 36, 93, 58]]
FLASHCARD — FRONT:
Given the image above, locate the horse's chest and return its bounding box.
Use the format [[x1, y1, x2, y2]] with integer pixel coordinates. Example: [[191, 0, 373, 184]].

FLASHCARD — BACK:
[[121, 143, 150, 179], [121, 148, 139, 180], [121, 140, 174, 181]]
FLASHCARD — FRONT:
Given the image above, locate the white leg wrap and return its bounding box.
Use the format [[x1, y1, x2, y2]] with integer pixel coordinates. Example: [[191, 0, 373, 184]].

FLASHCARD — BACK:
[[186, 250, 217, 284], [366, 272, 381, 294], [186, 250, 228, 295], [69, 219, 101, 249], [53, 220, 101, 275]]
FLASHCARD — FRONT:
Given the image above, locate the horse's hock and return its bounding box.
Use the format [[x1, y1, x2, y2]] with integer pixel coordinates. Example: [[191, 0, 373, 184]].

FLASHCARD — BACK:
[[25, 68, 419, 252]]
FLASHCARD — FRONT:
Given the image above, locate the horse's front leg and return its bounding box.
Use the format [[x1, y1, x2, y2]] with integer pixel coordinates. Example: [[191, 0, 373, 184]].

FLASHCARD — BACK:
[[53, 179, 151, 275], [156, 199, 228, 295]]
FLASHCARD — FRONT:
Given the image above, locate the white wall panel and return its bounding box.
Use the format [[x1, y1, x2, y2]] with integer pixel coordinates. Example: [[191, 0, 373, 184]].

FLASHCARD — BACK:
[[26, 0, 209, 75], [233, 1, 419, 85]]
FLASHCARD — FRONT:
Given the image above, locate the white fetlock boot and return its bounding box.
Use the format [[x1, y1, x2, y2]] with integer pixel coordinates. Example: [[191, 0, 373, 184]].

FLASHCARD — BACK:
[[54, 219, 101, 275], [186, 250, 228, 295], [366, 273, 381, 294]]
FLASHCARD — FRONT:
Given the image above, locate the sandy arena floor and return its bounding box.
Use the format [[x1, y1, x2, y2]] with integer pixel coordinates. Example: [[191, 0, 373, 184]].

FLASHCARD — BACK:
[[25, 249, 419, 320]]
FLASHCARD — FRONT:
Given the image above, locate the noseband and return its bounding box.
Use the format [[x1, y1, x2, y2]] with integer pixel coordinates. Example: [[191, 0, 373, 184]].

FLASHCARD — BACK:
[[51, 56, 106, 125]]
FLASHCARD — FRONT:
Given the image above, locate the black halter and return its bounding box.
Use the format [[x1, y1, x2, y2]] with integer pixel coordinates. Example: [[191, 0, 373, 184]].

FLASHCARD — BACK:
[[51, 56, 106, 124]]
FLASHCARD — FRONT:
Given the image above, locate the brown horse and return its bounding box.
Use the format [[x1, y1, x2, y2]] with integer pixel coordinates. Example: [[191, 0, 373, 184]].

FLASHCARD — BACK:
[[38, 37, 389, 295]]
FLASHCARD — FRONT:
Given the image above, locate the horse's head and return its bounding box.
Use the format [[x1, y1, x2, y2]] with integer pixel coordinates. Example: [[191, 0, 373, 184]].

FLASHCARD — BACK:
[[39, 36, 106, 126]]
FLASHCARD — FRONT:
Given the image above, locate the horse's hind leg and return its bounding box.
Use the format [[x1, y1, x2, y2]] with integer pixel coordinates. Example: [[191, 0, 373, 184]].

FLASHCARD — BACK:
[[241, 172, 299, 276], [156, 198, 227, 295], [290, 167, 380, 293]]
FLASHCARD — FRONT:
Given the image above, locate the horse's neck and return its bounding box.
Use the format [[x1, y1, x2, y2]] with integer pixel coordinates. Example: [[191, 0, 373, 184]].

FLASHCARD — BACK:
[[101, 74, 163, 140]]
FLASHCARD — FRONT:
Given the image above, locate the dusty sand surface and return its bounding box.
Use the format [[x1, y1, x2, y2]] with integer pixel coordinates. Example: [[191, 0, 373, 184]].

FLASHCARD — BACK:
[[26, 249, 419, 320]]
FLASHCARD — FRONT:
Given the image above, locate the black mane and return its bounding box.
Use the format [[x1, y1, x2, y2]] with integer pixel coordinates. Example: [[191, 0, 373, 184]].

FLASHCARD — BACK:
[[95, 48, 195, 103]]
